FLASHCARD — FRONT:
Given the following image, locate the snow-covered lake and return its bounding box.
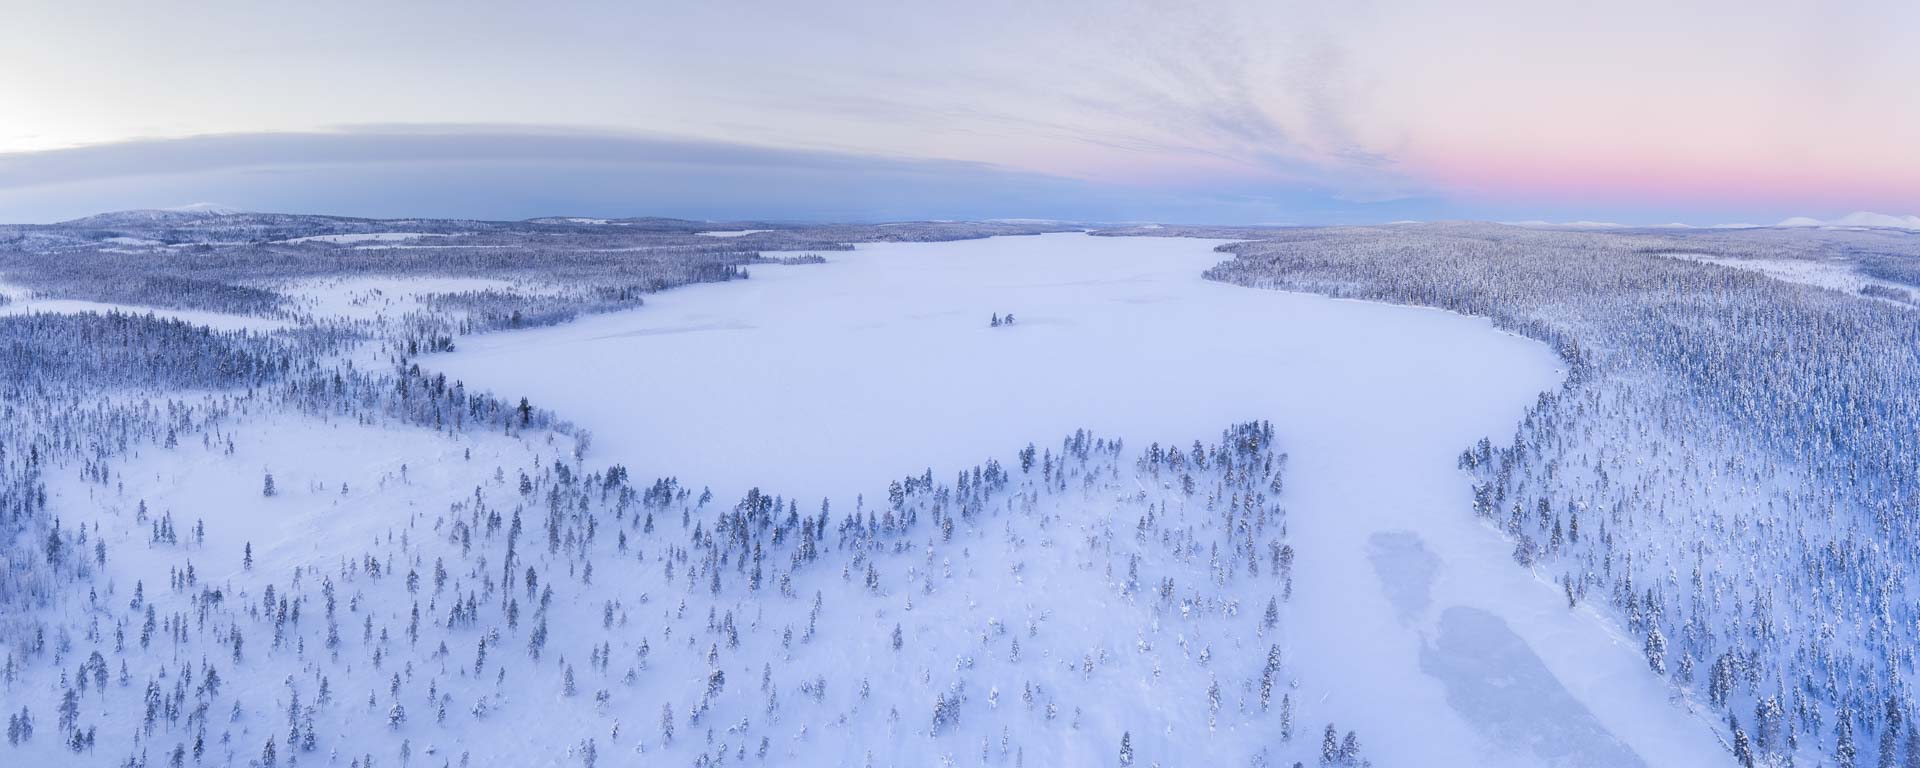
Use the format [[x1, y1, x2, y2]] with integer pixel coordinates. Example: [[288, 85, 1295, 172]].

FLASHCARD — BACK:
[[432, 233, 1534, 503], [430, 232, 1726, 766]]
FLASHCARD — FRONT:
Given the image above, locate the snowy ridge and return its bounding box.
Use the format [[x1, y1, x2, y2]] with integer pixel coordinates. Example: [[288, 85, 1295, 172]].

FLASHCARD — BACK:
[[1775, 212, 1920, 230]]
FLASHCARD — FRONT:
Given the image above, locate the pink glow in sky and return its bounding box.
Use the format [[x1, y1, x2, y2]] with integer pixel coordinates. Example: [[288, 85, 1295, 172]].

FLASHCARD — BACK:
[[0, 0, 1914, 222], [1407, 144, 1920, 211]]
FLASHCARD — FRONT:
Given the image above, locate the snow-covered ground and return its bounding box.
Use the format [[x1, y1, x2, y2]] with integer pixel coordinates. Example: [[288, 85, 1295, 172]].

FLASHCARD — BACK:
[[1657, 251, 1916, 306], [433, 234, 1529, 501], [49, 413, 533, 593], [276, 233, 449, 245], [272, 276, 553, 323], [420, 232, 1726, 765], [350, 244, 517, 250], [0, 282, 289, 332], [695, 230, 771, 237], [1776, 212, 1920, 230]]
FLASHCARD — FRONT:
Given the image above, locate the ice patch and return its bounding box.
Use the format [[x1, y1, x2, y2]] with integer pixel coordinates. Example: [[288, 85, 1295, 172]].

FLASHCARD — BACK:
[[588, 320, 757, 340], [426, 232, 1725, 767], [1367, 531, 1438, 623], [1422, 607, 1649, 768]]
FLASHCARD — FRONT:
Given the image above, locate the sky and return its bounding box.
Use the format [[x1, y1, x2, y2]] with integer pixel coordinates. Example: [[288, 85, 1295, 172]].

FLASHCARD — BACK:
[[0, 0, 1914, 224]]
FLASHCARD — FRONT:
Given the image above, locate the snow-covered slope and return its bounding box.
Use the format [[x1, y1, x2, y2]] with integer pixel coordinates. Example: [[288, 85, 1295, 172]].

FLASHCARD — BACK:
[[0, 226, 1760, 767], [426, 233, 1723, 764], [0, 295, 290, 332], [1776, 212, 1920, 230], [1204, 222, 1920, 767], [57, 205, 248, 227]]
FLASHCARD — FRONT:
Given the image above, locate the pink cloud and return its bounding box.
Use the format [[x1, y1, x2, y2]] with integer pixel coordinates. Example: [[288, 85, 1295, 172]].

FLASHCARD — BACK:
[[1404, 143, 1920, 211]]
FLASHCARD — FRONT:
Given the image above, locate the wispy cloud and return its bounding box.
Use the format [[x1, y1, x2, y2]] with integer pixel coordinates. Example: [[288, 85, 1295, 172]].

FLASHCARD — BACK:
[[0, 0, 1912, 221], [0, 127, 1447, 224]]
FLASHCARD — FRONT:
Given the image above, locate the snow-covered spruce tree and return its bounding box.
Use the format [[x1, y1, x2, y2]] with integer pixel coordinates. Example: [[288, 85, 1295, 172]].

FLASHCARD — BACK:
[[1204, 223, 1920, 766]]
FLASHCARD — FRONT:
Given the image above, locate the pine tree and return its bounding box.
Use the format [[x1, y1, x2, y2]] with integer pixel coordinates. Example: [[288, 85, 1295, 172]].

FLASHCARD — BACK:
[[44, 523, 63, 567], [1643, 626, 1666, 675], [1281, 694, 1294, 741], [706, 669, 726, 702], [1880, 696, 1904, 768], [1119, 731, 1134, 766], [58, 688, 78, 731], [1732, 719, 1754, 767], [1839, 707, 1858, 768], [1260, 644, 1281, 712]]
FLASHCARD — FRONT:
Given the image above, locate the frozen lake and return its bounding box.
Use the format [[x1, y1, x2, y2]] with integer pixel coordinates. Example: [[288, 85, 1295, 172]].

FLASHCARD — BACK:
[[428, 232, 1726, 766], [433, 233, 1540, 503]]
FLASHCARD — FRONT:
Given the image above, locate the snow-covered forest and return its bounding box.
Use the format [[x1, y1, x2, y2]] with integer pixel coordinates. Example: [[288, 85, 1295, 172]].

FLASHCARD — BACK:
[[1201, 222, 1920, 767], [3, 208, 1918, 767]]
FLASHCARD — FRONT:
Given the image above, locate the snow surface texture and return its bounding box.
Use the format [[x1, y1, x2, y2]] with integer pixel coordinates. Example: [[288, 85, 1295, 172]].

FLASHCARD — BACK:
[[1775, 212, 1920, 230], [424, 233, 1723, 764], [274, 233, 451, 245], [1202, 223, 1920, 767], [2, 231, 1735, 767], [1656, 252, 1917, 306], [0, 281, 289, 332], [272, 276, 554, 324]]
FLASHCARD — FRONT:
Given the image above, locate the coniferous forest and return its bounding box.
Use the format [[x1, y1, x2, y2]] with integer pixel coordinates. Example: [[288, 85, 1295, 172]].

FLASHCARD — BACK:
[[3, 210, 1918, 766]]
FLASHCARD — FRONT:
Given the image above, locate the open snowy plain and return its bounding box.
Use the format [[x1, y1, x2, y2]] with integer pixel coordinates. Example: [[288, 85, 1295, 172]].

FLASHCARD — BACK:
[[425, 233, 1724, 765], [5, 221, 1794, 767]]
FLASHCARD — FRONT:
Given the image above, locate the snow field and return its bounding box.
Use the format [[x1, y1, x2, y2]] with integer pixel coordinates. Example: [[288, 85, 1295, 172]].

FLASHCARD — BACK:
[[2, 232, 1735, 766]]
